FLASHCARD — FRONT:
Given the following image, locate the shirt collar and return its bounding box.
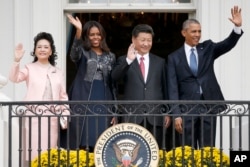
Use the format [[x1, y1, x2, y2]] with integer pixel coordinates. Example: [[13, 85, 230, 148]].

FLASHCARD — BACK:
[[136, 53, 149, 61]]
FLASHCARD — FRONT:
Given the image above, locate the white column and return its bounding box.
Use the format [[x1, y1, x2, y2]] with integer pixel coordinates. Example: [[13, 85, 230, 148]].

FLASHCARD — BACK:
[[0, 74, 11, 167]]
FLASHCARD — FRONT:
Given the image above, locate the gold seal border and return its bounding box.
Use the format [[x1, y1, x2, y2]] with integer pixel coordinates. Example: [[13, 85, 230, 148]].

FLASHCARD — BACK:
[[94, 123, 159, 167]]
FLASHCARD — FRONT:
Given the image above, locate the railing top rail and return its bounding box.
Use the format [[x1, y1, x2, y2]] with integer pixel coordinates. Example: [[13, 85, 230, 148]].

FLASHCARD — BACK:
[[0, 100, 250, 105]]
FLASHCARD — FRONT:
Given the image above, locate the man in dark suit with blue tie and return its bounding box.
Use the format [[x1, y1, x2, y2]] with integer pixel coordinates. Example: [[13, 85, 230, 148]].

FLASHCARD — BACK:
[[112, 24, 172, 150], [167, 6, 243, 148]]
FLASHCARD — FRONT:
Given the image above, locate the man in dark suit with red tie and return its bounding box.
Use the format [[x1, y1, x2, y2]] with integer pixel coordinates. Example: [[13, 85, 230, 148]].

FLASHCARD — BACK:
[[167, 6, 243, 148], [111, 24, 172, 150]]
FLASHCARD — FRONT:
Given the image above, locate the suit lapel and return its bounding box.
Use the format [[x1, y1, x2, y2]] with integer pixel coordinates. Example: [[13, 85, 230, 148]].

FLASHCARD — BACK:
[[146, 54, 154, 83], [48, 66, 57, 75], [179, 46, 193, 74], [196, 44, 204, 75], [47, 66, 57, 84]]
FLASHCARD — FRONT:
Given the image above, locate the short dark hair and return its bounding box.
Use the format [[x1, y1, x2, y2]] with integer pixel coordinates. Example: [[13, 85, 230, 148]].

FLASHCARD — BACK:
[[31, 32, 57, 66], [132, 24, 154, 38]]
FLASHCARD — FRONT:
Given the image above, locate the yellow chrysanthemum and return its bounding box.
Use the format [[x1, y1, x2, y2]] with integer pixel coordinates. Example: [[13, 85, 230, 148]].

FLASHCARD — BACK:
[[31, 147, 230, 167], [165, 146, 197, 167], [195, 147, 230, 167], [31, 148, 95, 167]]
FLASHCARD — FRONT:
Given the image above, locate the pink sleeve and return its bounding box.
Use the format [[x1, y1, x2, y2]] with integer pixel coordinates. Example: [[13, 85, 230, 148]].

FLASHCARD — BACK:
[[9, 62, 28, 83]]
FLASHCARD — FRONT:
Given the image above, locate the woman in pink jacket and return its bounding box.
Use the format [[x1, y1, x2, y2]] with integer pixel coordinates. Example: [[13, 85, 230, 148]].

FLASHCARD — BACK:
[[9, 32, 69, 162]]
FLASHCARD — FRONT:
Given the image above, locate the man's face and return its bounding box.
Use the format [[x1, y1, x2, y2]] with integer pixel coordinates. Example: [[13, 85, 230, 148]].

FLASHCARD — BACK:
[[132, 32, 152, 55], [181, 23, 201, 47]]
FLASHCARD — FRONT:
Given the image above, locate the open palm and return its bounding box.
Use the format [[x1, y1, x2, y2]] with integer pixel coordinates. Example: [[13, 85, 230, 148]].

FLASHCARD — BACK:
[[14, 43, 25, 62], [66, 14, 82, 30], [229, 5, 242, 27]]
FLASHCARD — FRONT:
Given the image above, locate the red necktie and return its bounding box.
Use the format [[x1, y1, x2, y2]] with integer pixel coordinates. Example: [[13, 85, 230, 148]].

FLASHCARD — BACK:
[[139, 56, 145, 79]]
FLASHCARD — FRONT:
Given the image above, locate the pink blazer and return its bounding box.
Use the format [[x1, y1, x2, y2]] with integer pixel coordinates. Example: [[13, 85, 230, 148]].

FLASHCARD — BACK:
[[9, 61, 68, 102], [9, 61, 70, 160]]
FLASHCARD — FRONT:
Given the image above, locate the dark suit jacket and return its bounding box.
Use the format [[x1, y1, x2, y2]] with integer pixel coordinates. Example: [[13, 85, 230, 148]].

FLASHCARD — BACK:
[[111, 53, 168, 126], [168, 30, 243, 115]]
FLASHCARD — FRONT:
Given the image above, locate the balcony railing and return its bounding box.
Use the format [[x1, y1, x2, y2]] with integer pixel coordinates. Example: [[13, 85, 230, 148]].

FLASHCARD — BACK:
[[1, 100, 249, 167]]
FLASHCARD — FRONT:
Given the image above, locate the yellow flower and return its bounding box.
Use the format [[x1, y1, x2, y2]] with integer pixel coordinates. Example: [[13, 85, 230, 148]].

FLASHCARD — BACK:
[[195, 147, 230, 167], [31, 147, 229, 167], [165, 146, 197, 167], [31, 148, 94, 167], [163, 146, 229, 167]]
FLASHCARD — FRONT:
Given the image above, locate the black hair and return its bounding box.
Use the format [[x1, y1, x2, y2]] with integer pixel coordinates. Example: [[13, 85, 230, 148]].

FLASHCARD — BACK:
[[31, 32, 57, 66], [82, 20, 110, 53], [132, 24, 155, 38]]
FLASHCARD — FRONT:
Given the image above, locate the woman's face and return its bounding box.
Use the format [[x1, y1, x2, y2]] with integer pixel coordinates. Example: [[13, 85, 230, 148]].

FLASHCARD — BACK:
[[88, 26, 102, 48], [35, 39, 52, 63]]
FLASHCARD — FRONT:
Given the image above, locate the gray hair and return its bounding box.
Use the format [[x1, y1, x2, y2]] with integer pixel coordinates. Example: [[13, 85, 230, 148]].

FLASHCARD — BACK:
[[182, 19, 200, 30]]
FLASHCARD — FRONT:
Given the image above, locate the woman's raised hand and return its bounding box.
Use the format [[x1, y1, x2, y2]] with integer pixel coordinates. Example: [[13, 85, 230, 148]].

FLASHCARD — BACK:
[[14, 43, 25, 62], [66, 14, 83, 39]]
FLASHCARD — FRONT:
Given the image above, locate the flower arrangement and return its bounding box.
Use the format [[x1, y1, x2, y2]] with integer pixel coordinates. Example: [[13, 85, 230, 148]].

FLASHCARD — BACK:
[[195, 147, 230, 167], [31, 147, 229, 167], [165, 146, 198, 167], [31, 148, 94, 167], [164, 146, 230, 167]]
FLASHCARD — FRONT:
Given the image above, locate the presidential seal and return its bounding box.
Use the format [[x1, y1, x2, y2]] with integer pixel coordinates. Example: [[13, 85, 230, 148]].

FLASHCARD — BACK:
[[94, 123, 159, 167]]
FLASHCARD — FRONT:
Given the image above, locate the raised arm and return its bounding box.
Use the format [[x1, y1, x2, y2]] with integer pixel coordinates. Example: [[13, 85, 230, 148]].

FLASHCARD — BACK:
[[66, 14, 83, 62], [66, 14, 82, 39]]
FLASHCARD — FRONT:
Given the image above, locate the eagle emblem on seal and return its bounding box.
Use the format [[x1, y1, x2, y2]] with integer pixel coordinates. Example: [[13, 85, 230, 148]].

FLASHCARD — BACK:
[[113, 139, 143, 167]]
